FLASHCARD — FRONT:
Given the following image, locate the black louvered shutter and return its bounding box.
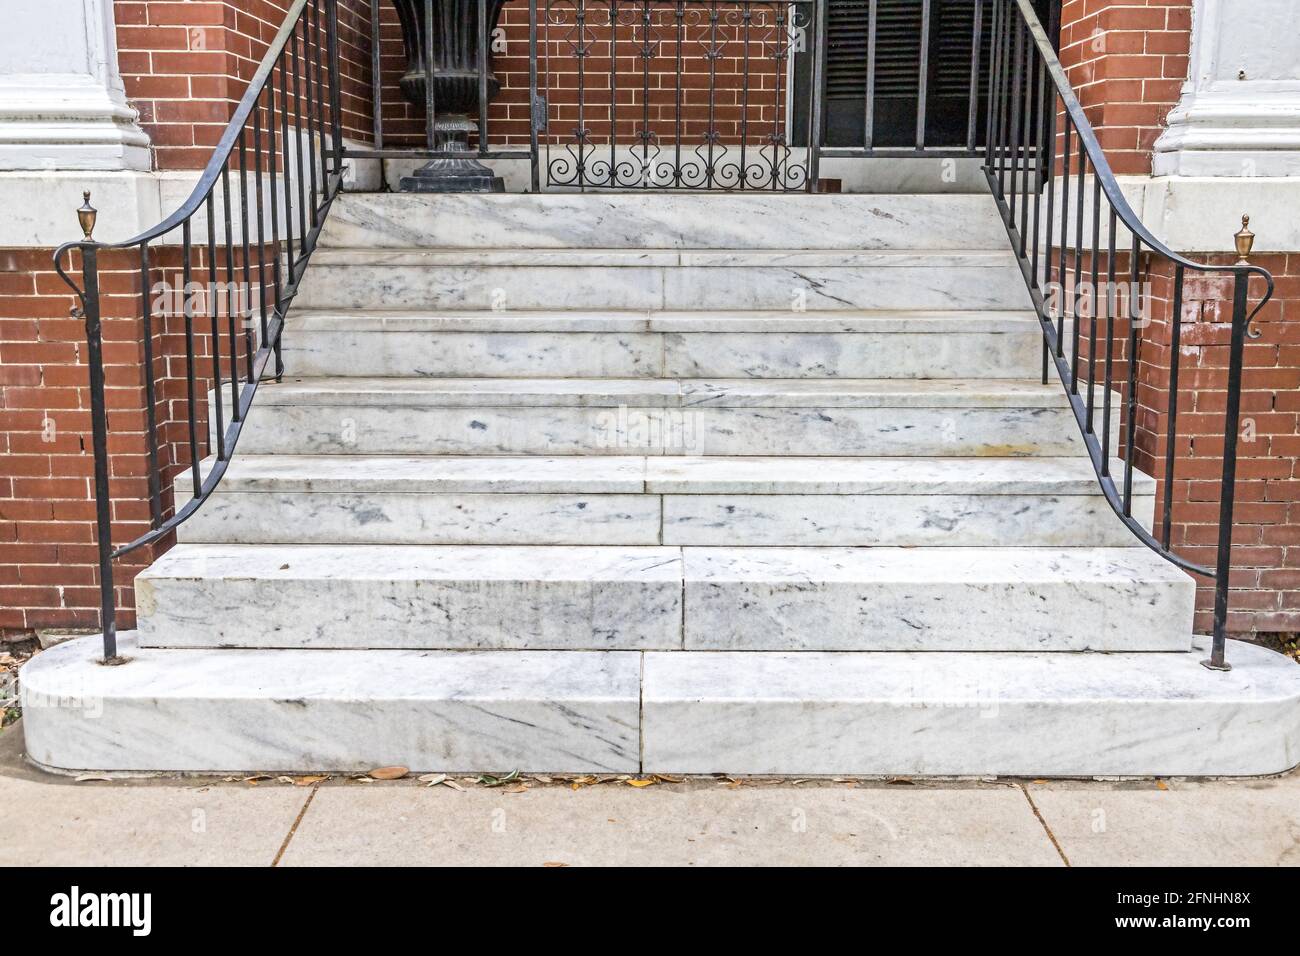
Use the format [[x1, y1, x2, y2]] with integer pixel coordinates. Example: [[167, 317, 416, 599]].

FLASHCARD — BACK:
[[800, 0, 1058, 150]]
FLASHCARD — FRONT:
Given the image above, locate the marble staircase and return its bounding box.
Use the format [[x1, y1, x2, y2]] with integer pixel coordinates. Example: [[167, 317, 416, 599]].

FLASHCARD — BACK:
[[22, 193, 1300, 777]]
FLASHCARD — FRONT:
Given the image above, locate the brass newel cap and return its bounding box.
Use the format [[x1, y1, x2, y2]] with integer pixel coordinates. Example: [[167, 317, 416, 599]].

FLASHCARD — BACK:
[[77, 190, 97, 240], [1234, 214, 1255, 263]]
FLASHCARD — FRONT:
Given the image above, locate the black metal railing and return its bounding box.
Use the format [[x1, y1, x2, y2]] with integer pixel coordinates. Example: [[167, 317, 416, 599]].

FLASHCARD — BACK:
[[539, 0, 821, 190], [54, 0, 344, 660], [985, 0, 1274, 669], [57, 0, 1271, 671]]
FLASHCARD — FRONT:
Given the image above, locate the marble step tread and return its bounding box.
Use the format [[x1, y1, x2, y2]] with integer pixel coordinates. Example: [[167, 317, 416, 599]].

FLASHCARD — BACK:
[[304, 247, 1019, 269], [24, 634, 1300, 775], [20, 634, 642, 773], [254, 376, 1074, 409], [642, 639, 1300, 776], [284, 308, 1040, 334], [134, 543, 1190, 653], [197, 454, 1154, 496], [319, 192, 1013, 251]]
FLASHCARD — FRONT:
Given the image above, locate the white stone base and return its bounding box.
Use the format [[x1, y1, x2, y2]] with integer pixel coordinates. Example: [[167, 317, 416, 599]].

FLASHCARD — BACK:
[[21, 634, 1300, 776], [642, 639, 1300, 777], [20, 635, 641, 773]]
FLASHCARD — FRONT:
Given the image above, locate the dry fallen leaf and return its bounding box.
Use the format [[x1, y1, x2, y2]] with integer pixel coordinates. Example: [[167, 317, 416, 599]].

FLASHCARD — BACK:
[[418, 773, 446, 786], [1155, 779, 1169, 791], [542, 862, 569, 868], [368, 766, 409, 780], [652, 774, 683, 784], [626, 778, 656, 788], [295, 775, 328, 786]]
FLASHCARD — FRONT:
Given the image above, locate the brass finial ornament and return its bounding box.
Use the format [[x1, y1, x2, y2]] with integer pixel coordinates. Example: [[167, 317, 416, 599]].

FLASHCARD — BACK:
[[77, 190, 97, 240], [1234, 214, 1255, 263]]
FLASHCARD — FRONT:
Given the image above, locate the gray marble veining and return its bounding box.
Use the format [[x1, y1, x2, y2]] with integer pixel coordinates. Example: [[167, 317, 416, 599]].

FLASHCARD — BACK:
[[21, 635, 642, 773], [642, 639, 1300, 776], [137, 544, 682, 650], [681, 546, 1192, 651], [319, 192, 1011, 251]]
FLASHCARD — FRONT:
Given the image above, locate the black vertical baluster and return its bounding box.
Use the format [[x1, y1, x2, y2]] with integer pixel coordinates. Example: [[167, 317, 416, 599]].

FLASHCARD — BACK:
[[640, 0, 652, 186], [529, 0, 540, 192], [238, 131, 254, 385], [966, 0, 983, 152], [221, 164, 240, 421], [1070, 145, 1086, 393], [706, 1, 719, 189], [326, 0, 344, 177], [916, 0, 931, 150], [79, 243, 116, 660], [207, 193, 226, 456], [1019, 41, 1034, 259], [279, 55, 296, 285], [139, 243, 162, 529], [984, 0, 1002, 169], [1101, 208, 1118, 473], [1055, 116, 1071, 359], [1007, 22, 1023, 227], [292, 28, 309, 246], [479, 0, 491, 159], [303, 0, 320, 223], [577, 0, 588, 189], [674, 1, 683, 187], [253, 98, 269, 350], [1161, 264, 1185, 549], [808, 0, 828, 190], [865, 0, 878, 152], [1039, 75, 1055, 293], [995, 2, 1013, 196], [1084, 176, 1101, 434], [425, 0, 437, 154], [370, 0, 383, 151], [181, 220, 201, 496], [310, 0, 330, 205], [608, 0, 618, 185], [1209, 272, 1253, 671], [738, 3, 750, 189], [1123, 234, 1142, 514]]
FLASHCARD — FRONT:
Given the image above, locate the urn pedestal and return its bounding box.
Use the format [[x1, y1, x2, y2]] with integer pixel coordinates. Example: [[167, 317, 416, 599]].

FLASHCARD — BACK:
[[392, 0, 508, 193]]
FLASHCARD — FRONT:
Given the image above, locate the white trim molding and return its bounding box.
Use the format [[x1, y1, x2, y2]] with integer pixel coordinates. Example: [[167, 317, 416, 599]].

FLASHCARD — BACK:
[[0, 0, 150, 171], [1154, 0, 1300, 177]]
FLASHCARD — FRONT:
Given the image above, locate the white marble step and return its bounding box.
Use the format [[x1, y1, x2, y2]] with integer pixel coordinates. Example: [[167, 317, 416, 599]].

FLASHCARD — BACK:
[[21, 634, 641, 773], [176, 455, 1153, 547], [319, 192, 1013, 251], [293, 248, 1032, 312], [280, 309, 1042, 379], [134, 543, 1189, 653], [23, 633, 1300, 775], [641, 640, 1300, 776], [234, 377, 1105, 457]]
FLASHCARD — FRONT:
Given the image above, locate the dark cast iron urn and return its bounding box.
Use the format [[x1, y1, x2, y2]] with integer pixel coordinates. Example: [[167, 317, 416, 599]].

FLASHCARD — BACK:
[[392, 0, 509, 192]]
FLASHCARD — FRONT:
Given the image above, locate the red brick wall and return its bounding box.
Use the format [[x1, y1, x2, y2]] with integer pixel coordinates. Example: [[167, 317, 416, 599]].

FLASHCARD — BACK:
[[1136, 255, 1300, 633], [1057, 0, 1191, 175], [114, 0, 376, 170]]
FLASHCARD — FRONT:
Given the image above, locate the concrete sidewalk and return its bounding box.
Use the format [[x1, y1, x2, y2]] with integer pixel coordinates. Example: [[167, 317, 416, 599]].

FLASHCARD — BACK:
[[3, 725, 1298, 867]]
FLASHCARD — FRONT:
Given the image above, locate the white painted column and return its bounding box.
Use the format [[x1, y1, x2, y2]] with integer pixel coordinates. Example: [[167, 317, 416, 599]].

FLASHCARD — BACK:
[[1154, 0, 1300, 177], [0, 0, 150, 171]]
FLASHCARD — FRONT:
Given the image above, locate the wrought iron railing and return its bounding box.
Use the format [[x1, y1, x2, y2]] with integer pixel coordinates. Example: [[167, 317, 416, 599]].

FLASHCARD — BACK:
[[57, 0, 1271, 670], [54, 0, 345, 660], [985, 0, 1274, 669]]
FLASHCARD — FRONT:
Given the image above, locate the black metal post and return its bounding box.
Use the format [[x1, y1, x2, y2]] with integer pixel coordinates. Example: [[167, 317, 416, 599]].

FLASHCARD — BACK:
[[80, 243, 118, 661], [1206, 271, 1252, 671]]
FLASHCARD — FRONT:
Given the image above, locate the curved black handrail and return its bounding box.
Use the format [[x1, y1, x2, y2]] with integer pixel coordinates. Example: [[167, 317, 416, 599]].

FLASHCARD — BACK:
[[54, 0, 344, 659], [990, 0, 1274, 667]]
